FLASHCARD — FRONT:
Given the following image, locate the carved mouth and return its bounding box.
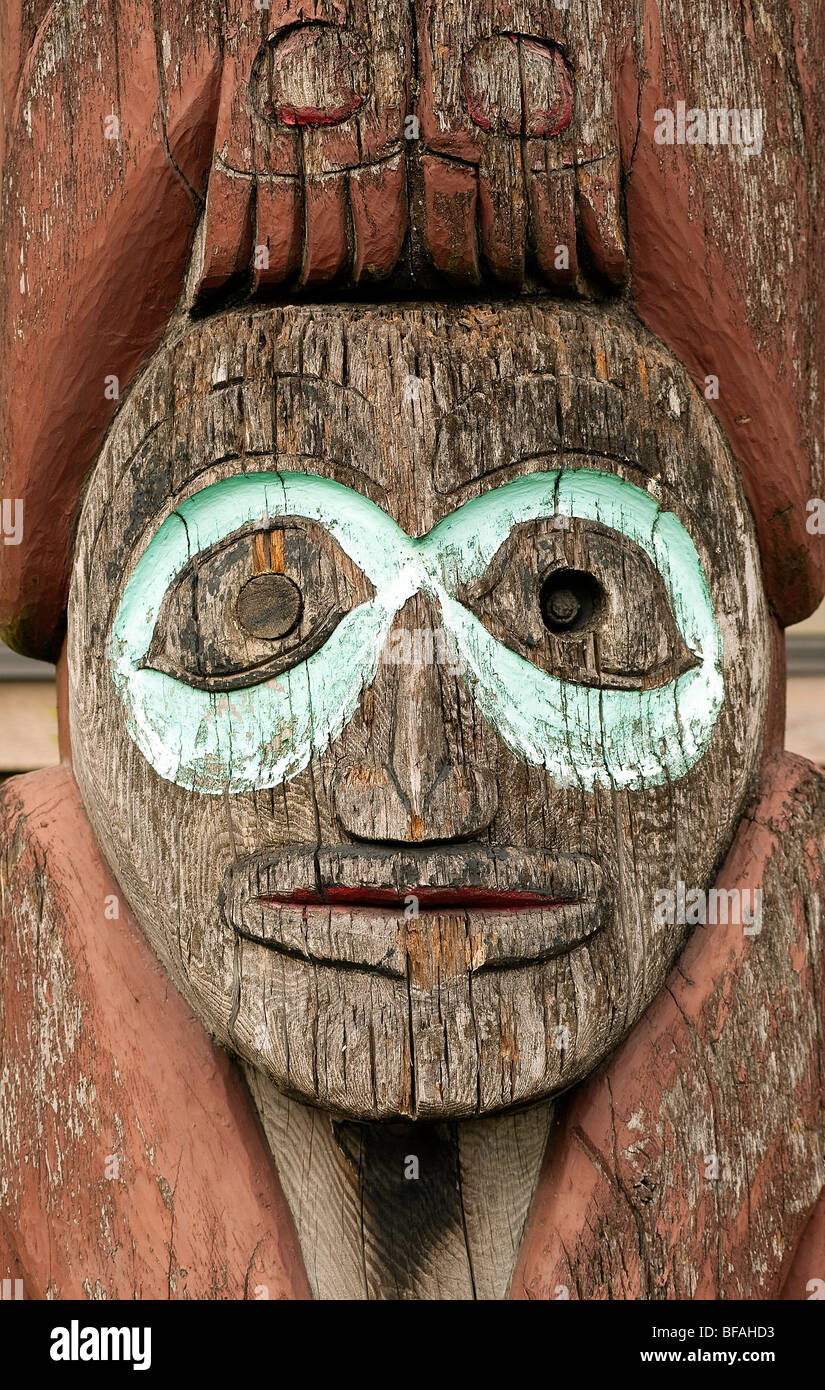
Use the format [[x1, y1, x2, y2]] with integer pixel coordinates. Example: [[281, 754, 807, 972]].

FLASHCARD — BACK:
[[260, 884, 567, 911], [221, 847, 605, 979]]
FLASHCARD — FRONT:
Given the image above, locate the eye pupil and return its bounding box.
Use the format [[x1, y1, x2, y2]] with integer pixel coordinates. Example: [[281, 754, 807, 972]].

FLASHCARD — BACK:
[[237, 573, 303, 640], [547, 588, 580, 624], [540, 569, 603, 634]]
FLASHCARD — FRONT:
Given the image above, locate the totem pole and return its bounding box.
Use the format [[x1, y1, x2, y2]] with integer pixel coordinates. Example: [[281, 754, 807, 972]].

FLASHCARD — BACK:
[[1, 1, 823, 1301]]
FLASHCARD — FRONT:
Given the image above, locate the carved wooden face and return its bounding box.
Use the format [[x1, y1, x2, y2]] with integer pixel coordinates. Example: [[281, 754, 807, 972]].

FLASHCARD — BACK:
[[68, 302, 769, 1120]]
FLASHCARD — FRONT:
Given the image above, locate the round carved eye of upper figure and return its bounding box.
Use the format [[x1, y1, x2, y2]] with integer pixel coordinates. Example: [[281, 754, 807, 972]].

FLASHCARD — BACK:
[[141, 517, 375, 692], [457, 517, 699, 691], [251, 24, 371, 129]]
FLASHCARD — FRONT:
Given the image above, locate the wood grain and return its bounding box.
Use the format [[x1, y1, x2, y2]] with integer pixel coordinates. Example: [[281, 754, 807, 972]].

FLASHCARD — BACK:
[[2, 1, 823, 655], [1, 0, 823, 1303], [0, 767, 309, 1300], [513, 753, 825, 1300], [246, 1067, 552, 1299], [68, 301, 770, 1132]]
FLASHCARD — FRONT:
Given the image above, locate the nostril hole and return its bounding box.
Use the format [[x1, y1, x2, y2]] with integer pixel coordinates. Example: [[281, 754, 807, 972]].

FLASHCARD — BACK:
[[539, 568, 605, 634]]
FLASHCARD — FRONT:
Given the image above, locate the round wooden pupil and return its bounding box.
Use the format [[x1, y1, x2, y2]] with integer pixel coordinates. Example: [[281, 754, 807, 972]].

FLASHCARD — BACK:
[[540, 568, 603, 634], [237, 573, 303, 639]]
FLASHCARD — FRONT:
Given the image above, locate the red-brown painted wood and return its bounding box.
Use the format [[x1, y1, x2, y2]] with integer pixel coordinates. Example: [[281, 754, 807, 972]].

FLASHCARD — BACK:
[[0, 766, 310, 1300], [2, 2, 823, 656], [512, 753, 825, 1300]]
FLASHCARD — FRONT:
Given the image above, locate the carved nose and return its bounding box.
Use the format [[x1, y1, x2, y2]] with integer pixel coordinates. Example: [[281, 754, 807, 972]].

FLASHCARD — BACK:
[[333, 595, 498, 843], [334, 758, 498, 844]]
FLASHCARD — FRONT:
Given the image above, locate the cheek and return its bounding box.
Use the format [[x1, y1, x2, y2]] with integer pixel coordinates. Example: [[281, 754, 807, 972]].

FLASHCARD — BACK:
[[113, 599, 394, 796], [73, 673, 237, 994], [603, 771, 742, 964]]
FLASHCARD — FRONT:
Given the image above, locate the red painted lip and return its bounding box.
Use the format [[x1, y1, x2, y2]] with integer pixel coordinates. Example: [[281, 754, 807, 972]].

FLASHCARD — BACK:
[[257, 885, 573, 912], [226, 847, 605, 976]]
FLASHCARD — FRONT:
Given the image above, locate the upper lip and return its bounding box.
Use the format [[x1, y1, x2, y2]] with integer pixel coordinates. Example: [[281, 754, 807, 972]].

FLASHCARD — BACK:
[[222, 846, 605, 978]]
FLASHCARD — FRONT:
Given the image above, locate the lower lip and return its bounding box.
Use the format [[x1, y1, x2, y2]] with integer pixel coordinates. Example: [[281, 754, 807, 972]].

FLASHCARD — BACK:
[[235, 893, 602, 978]]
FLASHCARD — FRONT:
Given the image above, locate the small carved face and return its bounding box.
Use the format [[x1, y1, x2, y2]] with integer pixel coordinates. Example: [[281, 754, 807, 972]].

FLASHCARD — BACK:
[[69, 303, 769, 1120]]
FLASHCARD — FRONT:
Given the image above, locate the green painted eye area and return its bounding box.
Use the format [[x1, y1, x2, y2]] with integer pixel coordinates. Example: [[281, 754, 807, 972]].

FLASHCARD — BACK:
[[140, 517, 375, 693], [110, 468, 724, 794], [458, 517, 700, 691]]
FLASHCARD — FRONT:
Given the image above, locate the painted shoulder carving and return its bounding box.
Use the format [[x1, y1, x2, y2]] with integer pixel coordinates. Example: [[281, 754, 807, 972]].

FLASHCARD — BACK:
[[2, 0, 824, 1306]]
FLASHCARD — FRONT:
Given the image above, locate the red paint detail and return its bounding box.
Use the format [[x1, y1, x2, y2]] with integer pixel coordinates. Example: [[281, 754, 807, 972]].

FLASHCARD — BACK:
[[258, 886, 573, 911], [462, 34, 521, 137], [528, 167, 578, 285], [196, 168, 255, 295], [618, 4, 825, 624], [299, 176, 350, 286], [0, 20, 222, 660], [577, 175, 629, 285], [350, 158, 408, 283], [264, 95, 363, 127], [478, 156, 527, 285], [253, 178, 303, 289], [780, 1190, 825, 1298], [260, 24, 369, 129], [544, 108, 572, 137], [421, 154, 480, 283], [466, 97, 491, 133], [521, 41, 574, 138]]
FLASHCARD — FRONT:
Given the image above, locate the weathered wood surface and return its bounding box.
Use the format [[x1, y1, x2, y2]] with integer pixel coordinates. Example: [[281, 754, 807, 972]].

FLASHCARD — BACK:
[[1, 0, 824, 1303], [246, 1066, 553, 1299], [54, 297, 812, 1298], [2, 753, 823, 1298], [513, 753, 825, 1300], [1, 1, 823, 657], [0, 765, 310, 1300], [68, 300, 771, 1124]]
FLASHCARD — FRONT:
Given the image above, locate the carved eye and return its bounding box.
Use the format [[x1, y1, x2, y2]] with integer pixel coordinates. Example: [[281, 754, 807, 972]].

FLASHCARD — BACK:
[[236, 572, 303, 640], [459, 519, 699, 690], [251, 24, 370, 128], [142, 519, 375, 692], [539, 568, 606, 634]]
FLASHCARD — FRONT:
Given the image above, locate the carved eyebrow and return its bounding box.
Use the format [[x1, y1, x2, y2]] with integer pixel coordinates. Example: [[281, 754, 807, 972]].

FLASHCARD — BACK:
[[169, 374, 388, 499], [115, 472, 413, 666], [432, 374, 664, 494], [271, 377, 386, 493], [111, 468, 723, 797], [433, 376, 560, 494]]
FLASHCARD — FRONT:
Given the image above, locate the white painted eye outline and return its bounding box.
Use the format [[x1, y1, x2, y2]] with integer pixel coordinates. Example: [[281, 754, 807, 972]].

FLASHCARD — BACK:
[[110, 469, 724, 794]]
